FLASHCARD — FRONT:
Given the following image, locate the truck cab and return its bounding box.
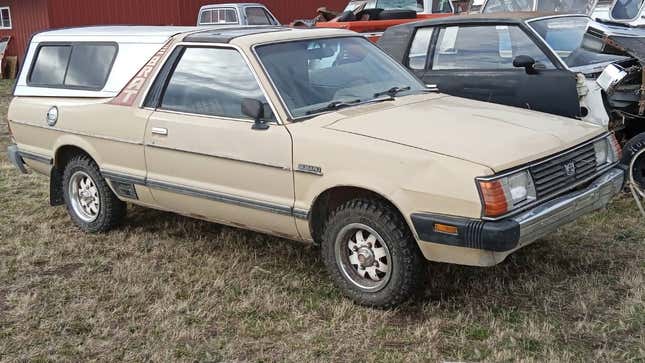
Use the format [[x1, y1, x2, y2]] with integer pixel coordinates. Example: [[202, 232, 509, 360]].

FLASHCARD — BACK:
[[197, 3, 280, 26]]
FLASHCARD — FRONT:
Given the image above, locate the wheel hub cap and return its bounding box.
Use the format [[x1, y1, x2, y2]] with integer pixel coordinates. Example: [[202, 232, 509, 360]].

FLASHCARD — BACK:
[[335, 223, 392, 292], [69, 171, 100, 223], [357, 247, 375, 267]]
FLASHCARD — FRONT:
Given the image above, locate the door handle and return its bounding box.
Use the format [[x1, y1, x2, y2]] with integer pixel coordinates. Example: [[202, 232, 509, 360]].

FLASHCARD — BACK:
[[151, 127, 168, 136]]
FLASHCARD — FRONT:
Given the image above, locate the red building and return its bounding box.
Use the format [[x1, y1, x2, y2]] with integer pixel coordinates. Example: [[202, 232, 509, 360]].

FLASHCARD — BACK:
[[0, 0, 347, 68]]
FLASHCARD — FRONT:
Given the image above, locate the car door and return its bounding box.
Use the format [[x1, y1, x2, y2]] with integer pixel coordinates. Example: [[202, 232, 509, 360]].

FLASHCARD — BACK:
[[143, 45, 298, 238], [410, 24, 581, 118]]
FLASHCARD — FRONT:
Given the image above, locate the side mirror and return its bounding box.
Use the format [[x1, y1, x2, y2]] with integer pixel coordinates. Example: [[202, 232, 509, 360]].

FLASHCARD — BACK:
[[241, 98, 269, 130], [513, 55, 539, 74]]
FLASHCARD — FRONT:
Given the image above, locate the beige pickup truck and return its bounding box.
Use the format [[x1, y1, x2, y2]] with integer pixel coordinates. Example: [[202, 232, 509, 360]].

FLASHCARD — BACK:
[[7, 25, 625, 307]]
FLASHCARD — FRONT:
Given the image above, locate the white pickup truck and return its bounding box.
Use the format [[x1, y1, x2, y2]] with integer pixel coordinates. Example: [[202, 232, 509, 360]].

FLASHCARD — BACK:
[[197, 3, 280, 26]]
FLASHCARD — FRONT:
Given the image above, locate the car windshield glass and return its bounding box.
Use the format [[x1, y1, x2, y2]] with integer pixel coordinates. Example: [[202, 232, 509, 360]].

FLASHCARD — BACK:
[[611, 0, 644, 19], [255, 37, 425, 118], [376, 0, 423, 11], [530, 16, 629, 67], [483, 0, 594, 13], [483, 0, 535, 13], [343, 0, 368, 12]]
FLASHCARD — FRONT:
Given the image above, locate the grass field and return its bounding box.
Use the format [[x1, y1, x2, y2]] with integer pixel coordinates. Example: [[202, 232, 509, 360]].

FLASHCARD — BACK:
[[0, 79, 643, 362]]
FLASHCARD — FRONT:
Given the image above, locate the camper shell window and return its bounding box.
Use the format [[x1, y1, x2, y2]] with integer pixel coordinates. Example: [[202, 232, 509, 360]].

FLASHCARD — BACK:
[[27, 42, 118, 90]]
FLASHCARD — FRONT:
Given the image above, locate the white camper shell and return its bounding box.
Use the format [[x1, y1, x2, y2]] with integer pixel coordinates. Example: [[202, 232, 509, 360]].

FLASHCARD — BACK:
[[14, 26, 195, 98]]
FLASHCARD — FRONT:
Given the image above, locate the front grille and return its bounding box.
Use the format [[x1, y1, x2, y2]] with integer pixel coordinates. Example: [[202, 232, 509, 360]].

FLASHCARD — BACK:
[[530, 143, 598, 199]]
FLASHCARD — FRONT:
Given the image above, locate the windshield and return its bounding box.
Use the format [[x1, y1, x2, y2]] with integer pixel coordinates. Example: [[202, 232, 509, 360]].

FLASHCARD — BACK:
[[483, 0, 535, 12], [611, 0, 644, 20], [483, 0, 595, 13], [255, 37, 425, 118], [376, 0, 423, 10], [530, 16, 629, 68]]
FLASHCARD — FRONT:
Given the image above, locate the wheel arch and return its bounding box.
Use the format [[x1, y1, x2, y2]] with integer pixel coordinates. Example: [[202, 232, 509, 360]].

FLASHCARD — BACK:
[[307, 185, 411, 245], [49, 137, 102, 206]]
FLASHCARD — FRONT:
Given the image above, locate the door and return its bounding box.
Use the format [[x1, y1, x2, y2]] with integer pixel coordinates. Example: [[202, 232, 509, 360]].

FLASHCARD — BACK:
[[144, 46, 298, 237], [414, 24, 581, 118]]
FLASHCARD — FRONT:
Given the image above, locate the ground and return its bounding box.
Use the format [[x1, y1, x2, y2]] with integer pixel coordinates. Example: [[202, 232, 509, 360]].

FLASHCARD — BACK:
[[0, 79, 643, 362]]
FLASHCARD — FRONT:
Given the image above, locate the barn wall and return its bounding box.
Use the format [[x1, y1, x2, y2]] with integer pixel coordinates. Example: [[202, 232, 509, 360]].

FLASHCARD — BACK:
[[47, 0, 183, 28], [0, 0, 49, 67]]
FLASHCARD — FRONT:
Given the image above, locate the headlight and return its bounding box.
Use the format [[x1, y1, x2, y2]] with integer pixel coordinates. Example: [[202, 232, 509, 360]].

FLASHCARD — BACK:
[[594, 134, 622, 166], [477, 170, 536, 218]]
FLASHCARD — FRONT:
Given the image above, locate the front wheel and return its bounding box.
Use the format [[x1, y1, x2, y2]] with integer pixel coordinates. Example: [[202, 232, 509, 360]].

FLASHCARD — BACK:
[[321, 198, 425, 308]]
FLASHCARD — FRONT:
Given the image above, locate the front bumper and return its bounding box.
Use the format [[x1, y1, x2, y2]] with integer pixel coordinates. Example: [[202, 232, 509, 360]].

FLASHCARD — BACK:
[[7, 144, 28, 174], [412, 167, 625, 253]]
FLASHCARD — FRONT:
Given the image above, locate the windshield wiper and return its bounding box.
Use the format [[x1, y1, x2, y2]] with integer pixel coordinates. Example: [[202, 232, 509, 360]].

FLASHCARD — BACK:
[[373, 86, 411, 98], [305, 99, 361, 115]]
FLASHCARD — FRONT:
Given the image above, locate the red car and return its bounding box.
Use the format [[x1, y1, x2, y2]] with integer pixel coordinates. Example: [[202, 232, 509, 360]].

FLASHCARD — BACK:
[[314, 0, 455, 41]]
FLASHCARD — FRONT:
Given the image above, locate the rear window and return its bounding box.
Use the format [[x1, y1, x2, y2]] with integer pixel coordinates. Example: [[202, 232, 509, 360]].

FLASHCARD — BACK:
[[28, 43, 117, 90], [245, 7, 275, 25], [199, 8, 238, 24]]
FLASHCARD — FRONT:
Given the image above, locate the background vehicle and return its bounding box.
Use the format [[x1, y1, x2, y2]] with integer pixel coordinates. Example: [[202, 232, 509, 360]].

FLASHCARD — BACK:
[[313, 0, 454, 41], [591, 0, 645, 26], [8, 25, 624, 308], [379, 13, 645, 141], [197, 3, 280, 26]]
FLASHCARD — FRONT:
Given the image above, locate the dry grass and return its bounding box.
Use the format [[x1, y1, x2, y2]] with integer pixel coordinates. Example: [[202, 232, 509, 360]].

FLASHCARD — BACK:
[[0, 79, 643, 362]]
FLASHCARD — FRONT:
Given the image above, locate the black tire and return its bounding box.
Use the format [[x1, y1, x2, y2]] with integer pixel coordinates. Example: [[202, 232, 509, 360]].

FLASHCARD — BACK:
[[62, 154, 126, 233], [321, 198, 425, 308], [621, 133, 645, 189]]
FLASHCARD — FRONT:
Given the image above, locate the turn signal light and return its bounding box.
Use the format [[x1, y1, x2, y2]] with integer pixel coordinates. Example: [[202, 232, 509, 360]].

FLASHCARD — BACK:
[[434, 223, 458, 235], [478, 179, 509, 217]]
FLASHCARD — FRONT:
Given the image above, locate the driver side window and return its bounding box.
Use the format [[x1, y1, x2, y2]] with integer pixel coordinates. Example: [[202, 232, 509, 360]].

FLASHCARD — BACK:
[[160, 47, 274, 121], [431, 25, 555, 70]]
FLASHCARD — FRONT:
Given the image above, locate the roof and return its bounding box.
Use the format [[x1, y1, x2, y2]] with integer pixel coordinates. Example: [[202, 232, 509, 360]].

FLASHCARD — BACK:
[[397, 12, 586, 28], [183, 26, 354, 44], [184, 26, 289, 43], [33, 26, 198, 44], [199, 3, 269, 9]]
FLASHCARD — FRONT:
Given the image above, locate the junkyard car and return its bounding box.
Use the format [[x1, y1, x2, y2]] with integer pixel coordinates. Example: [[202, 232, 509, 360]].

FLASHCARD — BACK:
[[379, 13, 645, 142], [8, 25, 624, 307], [312, 0, 454, 41]]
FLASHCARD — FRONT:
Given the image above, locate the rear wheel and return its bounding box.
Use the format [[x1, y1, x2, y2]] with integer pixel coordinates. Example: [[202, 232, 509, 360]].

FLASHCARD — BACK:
[[321, 198, 425, 308], [62, 155, 126, 232]]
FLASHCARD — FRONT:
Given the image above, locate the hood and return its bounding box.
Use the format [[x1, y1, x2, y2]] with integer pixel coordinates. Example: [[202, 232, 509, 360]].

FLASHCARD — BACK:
[[324, 94, 604, 172]]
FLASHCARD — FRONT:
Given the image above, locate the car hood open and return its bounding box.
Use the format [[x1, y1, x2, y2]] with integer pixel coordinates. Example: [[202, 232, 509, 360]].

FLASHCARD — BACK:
[[324, 94, 605, 172]]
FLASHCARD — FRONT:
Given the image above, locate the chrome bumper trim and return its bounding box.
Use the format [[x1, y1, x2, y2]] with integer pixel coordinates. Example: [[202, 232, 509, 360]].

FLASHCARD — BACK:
[[515, 167, 624, 246]]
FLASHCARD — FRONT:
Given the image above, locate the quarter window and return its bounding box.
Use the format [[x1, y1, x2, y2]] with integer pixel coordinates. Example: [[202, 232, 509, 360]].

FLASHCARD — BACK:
[[28, 43, 117, 89], [431, 25, 555, 70], [245, 7, 275, 25], [160, 47, 271, 120], [408, 27, 433, 70], [0, 7, 11, 29]]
